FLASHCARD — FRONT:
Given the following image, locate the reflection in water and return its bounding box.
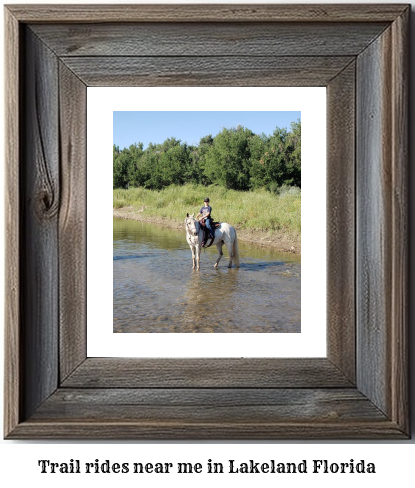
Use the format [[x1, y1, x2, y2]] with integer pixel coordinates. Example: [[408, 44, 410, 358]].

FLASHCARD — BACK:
[[178, 268, 240, 332], [113, 218, 300, 333]]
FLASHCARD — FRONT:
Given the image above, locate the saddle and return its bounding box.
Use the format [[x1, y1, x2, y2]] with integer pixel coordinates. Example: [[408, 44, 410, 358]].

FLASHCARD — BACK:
[[200, 219, 221, 248]]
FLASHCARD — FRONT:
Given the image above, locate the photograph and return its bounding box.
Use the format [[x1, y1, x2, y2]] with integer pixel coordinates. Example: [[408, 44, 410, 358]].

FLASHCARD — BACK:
[[113, 111, 301, 333]]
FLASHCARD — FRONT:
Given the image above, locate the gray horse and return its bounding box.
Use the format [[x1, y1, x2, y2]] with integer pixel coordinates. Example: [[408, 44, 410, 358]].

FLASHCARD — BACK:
[[185, 214, 240, 270]]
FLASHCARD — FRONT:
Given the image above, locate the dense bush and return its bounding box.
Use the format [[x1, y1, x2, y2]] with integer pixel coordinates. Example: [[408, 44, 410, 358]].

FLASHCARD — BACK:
[[113, 120, 301, 191]]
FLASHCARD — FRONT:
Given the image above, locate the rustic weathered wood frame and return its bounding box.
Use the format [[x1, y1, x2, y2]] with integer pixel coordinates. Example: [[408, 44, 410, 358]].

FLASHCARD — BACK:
[[4, 4, 409, 439]]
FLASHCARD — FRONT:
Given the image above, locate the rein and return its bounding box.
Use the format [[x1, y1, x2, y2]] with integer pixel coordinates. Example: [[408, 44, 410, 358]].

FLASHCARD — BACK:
[[186, 217, 215, 249]]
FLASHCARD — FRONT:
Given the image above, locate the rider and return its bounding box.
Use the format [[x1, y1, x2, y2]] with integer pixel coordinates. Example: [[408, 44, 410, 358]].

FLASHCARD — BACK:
[[196, 197, 215, 247]]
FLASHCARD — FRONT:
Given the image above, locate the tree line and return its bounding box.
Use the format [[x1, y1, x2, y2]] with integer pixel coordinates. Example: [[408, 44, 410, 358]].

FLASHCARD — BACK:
[[113, 120, 300, 192]]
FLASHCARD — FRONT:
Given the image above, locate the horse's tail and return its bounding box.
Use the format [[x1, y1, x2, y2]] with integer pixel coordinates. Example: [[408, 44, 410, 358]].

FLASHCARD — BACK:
[[233, 229, 240, 267]]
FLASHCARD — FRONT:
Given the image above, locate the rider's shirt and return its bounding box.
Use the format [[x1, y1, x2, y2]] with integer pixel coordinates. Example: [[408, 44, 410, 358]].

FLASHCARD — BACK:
[[200, 205, 212, 219]]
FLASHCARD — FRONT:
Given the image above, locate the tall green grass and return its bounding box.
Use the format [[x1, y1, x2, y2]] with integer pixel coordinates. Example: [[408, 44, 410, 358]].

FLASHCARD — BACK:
[[113, 184, 301, 240]]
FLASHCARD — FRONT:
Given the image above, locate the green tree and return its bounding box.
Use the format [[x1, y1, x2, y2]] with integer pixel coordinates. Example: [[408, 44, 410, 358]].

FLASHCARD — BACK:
[[248, 128, 288, 192], [248, 133, 268, 189], [157, 139, 190, 187], [190, 135, 214, 185], [126, 142, 144, 187], [113, 119, 301, 191], [203, 126, 253, 190], [113, 146, 131, 189], [284, 120, 301, 187]]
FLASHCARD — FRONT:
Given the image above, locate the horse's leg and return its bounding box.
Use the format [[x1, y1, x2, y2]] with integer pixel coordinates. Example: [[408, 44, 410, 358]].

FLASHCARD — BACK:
[[191, 246, 196, 269], [214, 242, 223, 268], [196, 244, 200, 270], [196, 230, 203, 271], [224, 238, 234, 268]]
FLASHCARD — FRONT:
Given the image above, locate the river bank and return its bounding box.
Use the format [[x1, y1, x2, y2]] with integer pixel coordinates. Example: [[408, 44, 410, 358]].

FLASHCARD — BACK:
[[114, 207, 301, 254]]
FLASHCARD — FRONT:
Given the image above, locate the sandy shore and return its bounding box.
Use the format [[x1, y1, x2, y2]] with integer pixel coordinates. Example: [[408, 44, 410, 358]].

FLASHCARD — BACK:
[[114, 207, 301, 254]]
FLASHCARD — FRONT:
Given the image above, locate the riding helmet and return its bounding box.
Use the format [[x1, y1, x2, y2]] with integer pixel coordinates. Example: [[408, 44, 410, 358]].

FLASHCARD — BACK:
[[204, 197, 210, 202]]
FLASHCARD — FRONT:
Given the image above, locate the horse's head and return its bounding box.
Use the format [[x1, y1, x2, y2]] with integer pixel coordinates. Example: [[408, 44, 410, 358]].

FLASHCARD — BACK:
[[185, 214, 198, 237]]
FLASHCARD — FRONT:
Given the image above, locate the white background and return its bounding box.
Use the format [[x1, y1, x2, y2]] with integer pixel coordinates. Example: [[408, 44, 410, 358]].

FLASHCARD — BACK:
[[88, 86, 326, 357], [1, 0, 415, 486]]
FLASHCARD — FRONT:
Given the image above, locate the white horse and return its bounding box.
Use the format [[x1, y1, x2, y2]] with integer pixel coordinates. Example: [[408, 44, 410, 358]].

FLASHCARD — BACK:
[[185, 214, 240, 270]]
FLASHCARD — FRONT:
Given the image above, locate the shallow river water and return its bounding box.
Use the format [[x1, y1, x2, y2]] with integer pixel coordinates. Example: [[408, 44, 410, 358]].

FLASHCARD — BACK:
[[113, 218, 301, 333]]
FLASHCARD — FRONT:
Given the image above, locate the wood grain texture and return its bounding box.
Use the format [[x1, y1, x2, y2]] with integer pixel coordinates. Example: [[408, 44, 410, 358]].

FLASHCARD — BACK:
[[355, 16, 409, 430], [61, 56, 354, 87], [326, 61, 356, 383], [58, 63, 87, 382], [62, 358, 353, 389], [32, 388, 386, 422], [21, 28, 60, 420], [389, 8, 409, 432], [355, 24, 407, 419], [7, 4, 409, 23], [7, 422, 406, 440], [357, 30, 391, 416], [31, 22, 388, 57], [4, 6, 21, 438]]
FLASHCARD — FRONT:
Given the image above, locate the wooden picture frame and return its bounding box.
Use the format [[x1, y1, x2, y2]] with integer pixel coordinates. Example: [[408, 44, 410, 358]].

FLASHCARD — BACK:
[[4, 4, 409, 439]]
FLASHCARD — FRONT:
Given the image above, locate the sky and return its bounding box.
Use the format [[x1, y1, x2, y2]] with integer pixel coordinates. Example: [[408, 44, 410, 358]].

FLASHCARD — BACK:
[[113, 111, 300, 150]]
